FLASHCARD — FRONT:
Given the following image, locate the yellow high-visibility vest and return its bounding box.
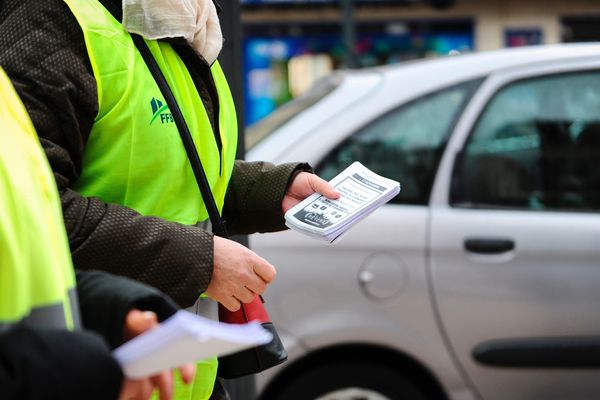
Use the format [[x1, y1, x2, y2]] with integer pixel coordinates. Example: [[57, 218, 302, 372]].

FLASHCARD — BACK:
[[0, 67, 80, 333]]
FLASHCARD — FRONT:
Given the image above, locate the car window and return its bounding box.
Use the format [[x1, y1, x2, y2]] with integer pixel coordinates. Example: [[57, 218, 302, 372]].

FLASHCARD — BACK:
[[245, 74, 343, 151], [316, 79, 481, 205], [452, 70, 600, 212]]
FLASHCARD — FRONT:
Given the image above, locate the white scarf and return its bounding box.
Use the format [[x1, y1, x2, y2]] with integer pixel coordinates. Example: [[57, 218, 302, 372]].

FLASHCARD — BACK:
[[122, 0, 223, 65]]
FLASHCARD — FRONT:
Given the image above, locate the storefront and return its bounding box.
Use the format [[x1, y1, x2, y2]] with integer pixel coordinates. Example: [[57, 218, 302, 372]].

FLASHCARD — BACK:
[[243, 17, 472, 124], [240, 0, 600, 126]]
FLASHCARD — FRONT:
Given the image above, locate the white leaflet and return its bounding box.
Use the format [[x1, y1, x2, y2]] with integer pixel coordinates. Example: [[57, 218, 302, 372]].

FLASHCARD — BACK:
[[285, 162, 401, 243], [113, 310, 272, 378]]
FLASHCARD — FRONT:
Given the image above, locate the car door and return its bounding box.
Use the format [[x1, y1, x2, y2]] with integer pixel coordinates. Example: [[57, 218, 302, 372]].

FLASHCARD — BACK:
[[429, 58, 600, 400], [251, 78, 482, 398]]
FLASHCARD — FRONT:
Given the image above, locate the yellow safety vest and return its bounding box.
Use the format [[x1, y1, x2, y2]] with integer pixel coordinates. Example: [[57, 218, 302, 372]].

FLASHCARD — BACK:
[[0, 68, 80, 333], [63, 1, 239, 398], [67, 1, 237, 224]]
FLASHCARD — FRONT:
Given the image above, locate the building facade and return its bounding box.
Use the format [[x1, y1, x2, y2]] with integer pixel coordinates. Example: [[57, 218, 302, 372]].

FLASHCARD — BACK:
[[241, 0, 600, 125]]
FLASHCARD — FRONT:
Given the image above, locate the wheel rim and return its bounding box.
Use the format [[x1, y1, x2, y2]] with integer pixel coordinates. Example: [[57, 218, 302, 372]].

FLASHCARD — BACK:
[[316, 388, 392, 400]]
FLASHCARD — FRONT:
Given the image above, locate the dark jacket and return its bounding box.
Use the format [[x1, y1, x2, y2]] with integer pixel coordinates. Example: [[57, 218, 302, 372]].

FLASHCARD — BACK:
[[0, 270, 179, 400], [0, 0, 308, 308]]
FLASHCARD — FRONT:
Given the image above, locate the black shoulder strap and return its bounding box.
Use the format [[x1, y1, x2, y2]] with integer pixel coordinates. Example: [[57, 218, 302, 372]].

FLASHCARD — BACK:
[[99, 0, 123, 22], [130, 33, 228, 238]]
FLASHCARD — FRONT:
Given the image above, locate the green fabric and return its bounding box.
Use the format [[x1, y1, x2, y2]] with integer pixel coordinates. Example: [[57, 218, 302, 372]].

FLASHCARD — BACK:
[[168, 358, 218, 400], [63, 1, 239, 398], [64, 1, 237, 225], [0, 68, 77, 329]]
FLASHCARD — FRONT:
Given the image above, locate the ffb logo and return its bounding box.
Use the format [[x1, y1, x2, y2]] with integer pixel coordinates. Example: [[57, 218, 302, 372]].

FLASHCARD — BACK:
[[150, 97, 173, 125]]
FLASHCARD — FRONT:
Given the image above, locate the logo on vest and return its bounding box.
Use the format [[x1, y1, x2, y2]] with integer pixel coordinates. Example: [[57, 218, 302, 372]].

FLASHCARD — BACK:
[[150, 98, 173, 125]]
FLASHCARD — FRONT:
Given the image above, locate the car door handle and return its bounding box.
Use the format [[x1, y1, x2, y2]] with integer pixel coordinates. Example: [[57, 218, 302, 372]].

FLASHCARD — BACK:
[[464, 238, 515, 255], [473, 336, 600, 367]]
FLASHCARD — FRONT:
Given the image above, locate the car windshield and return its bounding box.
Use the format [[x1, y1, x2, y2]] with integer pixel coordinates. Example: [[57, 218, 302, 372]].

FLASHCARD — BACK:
[[245, 73, 343, 151]]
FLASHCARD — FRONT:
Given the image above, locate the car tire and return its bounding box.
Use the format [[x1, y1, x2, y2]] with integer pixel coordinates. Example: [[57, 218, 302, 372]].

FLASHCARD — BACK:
[[270, 360, 429, 400]]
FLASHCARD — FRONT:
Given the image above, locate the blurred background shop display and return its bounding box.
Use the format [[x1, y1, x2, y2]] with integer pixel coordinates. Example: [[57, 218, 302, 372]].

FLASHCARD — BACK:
[[239, 0, 600, 126], [243, 20, 472, 124]]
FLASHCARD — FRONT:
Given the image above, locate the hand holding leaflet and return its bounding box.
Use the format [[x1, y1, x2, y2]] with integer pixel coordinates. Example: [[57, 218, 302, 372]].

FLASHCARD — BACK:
[[113, 310, 273, 378], [284, 162, 400, 243]]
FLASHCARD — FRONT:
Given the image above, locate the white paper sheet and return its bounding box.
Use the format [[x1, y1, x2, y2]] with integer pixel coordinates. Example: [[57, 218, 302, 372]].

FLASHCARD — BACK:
[[113, 310, 272, 378]]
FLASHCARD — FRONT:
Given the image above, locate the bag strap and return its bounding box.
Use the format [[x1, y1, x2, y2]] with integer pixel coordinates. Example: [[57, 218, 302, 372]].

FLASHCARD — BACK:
[[133, 33, 269, 313], [130, 33, 229, 238]]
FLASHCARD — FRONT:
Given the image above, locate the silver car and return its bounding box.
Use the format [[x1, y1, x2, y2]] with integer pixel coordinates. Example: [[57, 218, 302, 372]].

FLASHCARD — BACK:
[[246, 43, 600, 400]]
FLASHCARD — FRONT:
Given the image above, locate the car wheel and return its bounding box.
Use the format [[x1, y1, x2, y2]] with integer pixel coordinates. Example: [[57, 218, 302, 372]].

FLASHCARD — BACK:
[[270, 360, 429, 400]]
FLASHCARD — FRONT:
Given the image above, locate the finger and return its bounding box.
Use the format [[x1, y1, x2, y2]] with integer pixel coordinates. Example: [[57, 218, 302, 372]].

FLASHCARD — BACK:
[[252, 258, 276, 284], [142, 378, 155, 400], [234, 286, 255, 304], [179, 363, 196, 385], [133, 379, 153, 400], [309, 175, 340, 199], [221, 296, 241, 312], [151, 371, 173, 400], [118, 379, 136, 400], [124, 310, 159, 339], [245, 277, 266, 295]]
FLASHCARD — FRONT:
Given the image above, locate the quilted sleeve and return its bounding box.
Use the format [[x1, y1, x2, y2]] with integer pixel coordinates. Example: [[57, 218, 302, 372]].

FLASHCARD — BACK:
[[222, 160, 312, 235]]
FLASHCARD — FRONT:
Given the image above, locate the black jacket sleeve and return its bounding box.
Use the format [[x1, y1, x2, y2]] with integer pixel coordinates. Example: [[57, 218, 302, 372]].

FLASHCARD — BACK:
[[76, 270, 180, 349], [0, 0, 213, 308], [0, 324, 122, 400], [223, 161, 312, 235]]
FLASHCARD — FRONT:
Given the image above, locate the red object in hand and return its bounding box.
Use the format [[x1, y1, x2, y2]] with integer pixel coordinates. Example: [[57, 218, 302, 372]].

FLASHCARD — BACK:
[[217, 294, 287, 379], [218, 295, 269, 324]]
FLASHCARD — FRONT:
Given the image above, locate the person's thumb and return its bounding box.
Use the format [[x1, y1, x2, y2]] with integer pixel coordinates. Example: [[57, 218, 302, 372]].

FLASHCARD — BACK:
[[310, 175, 340, 199], [124, 309, 158, 340]]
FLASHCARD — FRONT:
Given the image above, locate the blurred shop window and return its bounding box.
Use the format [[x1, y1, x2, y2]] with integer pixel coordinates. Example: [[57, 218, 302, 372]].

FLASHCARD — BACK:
[[288, 54, 333, 97], [316, 79, 481, 205], [505, 28, 543, 47], [562, 17, 600, 42], [245, 74, 343, 151], [242, 20, 473, 126], [452, 71, 600, 212]]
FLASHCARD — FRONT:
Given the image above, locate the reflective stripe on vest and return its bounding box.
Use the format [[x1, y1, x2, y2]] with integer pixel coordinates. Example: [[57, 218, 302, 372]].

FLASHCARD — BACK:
[[62, 1, 238, 399], [0, 68, 80, 332], [0, 289, 81, 334]]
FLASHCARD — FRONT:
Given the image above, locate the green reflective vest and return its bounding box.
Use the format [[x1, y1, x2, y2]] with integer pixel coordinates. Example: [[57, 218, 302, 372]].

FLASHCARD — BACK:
[[63, 1, 239, 399], [66, 1, 237, 224], [0, 68, 80, 333]]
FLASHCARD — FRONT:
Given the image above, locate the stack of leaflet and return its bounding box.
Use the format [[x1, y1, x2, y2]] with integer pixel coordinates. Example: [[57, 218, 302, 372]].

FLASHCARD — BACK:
[[113, 310, 272, 378], [284, 162, 401, 243]]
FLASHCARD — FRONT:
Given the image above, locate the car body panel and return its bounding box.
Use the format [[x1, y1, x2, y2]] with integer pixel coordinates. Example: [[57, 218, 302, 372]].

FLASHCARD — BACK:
[[251, 206, 474, 399]]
